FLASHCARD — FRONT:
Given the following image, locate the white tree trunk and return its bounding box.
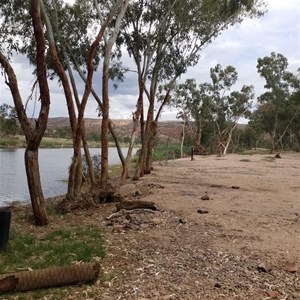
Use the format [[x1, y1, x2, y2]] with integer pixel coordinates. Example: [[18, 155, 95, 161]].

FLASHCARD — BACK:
[[223, 124, 238, 155], [181, 120, 186, 158]]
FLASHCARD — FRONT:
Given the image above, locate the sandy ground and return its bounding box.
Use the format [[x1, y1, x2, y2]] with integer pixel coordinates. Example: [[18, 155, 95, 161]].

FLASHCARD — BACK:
[[149, 153, 300, 256], [3, 152, 300, 299]]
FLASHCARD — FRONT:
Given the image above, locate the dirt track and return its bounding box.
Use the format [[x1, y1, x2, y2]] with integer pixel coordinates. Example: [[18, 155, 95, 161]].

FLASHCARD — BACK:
[[148, 153, 300, 256]]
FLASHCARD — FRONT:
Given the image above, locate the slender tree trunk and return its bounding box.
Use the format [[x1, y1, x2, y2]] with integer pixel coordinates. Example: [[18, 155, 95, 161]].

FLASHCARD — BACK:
[[223, 124, 238, 155], [41, 1, 85, 198], [141, 69, 163, 176], [223, 130, 232, 155], [120, 134, 133, 183], [99, 0, 129, 185], [74, 158, 83, 195], [255, 135, 263, 150], [140, 106, 145, 145], [25, 149, 48, 225], [82, 131, 95, 185], [108, 121, 125, 168], [120, 80, 145, 185], [67, 0, 123, 195], [27, 0, 50, 226], [0, 0, 50, 225], [145, 120, 157, 174], [270, 111, 280, 154], [278, 134, 284, 150], [145, 139, 152, 174], [181, 120, 186, 158], [62, 45, 95, 187], [270, 130, 276, 154], [133, 98, 155, 180], [67, 138, 81, 200], [217, 135, 224, 156], [65, 46, 125, 168], [100, 67, 109, 186]]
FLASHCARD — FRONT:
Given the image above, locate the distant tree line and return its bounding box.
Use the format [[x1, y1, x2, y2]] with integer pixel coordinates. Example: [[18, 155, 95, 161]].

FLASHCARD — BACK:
[[0, 103, 20, 136], [169, 53, 300, 155], [2, 52, 299, 155]]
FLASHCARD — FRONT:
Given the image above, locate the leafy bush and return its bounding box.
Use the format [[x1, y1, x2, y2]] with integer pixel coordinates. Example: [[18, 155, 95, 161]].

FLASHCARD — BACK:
[[152, 143, 184, 161]]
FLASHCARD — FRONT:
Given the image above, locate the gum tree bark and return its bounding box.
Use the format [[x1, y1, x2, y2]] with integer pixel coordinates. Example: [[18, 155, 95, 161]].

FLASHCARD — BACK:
[[120, 79, 145, 185], [65, 47, 125, 169], [98, 0, 129, 186], [0, 0, 50, 226], [67, 0, 127, 194], [40, 0, 84, 197]]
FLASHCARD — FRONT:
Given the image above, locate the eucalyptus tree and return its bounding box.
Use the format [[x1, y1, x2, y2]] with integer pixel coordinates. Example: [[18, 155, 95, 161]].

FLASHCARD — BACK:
[[158, 81, 192, 158], [94, 0, 129, 185], [0, 0, 93, 199], [247, 110, 266, 149], [39, 0, 129, 196], [119, 0, 265, 179], [1, 0, 130, 200], [222, 85, 254, 154], [40, 0, 87, 197], [205, 64, 254, 155], [172, 66, 254, 156], [0, 0, 50, 225], [257, 52, 300, 153], [65, 0, 129, 197], [43, 0, 129, 190], [170, 79, 211, 156]]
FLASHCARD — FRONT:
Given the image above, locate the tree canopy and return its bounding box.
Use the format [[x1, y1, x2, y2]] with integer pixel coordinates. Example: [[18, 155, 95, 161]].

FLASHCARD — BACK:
[[255, 52, 300, 152]]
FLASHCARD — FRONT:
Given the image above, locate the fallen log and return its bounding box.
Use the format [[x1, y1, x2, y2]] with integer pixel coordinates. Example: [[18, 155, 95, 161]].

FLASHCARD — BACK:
[[0, 263, 100, 294], [116, 200, 157, 212]]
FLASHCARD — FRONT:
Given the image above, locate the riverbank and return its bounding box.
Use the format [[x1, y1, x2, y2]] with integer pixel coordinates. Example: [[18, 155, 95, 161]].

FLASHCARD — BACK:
[[0, 135, 93, 148], [1, 152, 299, 299], [0, 135, 132, 149]]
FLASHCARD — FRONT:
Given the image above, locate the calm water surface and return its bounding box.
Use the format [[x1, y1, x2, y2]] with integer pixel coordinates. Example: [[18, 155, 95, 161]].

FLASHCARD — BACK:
[[0, 147, 136, 206]]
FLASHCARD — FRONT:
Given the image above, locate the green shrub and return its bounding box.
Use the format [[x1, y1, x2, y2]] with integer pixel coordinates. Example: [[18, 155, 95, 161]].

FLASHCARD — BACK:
[[152, 143, 184, 161]]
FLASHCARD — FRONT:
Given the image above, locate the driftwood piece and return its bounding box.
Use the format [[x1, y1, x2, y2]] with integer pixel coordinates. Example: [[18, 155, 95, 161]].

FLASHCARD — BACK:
[[0, 263, 100, 294], [106, 208, 158, 220], [116, 200, 157, 212]]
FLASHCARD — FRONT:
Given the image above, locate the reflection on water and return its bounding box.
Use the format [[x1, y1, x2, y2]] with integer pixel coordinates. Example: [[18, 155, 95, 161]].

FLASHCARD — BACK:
[[0, 147, 135, 206]]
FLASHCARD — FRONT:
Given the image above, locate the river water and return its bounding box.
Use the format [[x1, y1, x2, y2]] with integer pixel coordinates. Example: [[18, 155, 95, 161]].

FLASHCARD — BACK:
[[0, 147, 136, 206]]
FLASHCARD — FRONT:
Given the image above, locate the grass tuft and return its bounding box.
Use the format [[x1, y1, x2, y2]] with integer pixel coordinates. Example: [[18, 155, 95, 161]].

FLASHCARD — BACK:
[[0, 226, 105, 274], [46, 202, 62, 217], [109, 164, 123, 177]]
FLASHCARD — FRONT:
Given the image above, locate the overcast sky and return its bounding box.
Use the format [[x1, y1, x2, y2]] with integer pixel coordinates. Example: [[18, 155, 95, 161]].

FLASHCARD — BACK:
[[1, 0, 300, 122]]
